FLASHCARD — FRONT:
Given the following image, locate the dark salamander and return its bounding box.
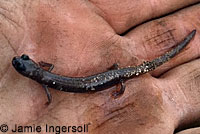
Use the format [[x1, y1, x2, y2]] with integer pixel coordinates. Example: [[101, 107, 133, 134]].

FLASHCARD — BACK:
[[12, 30, 196, 104]]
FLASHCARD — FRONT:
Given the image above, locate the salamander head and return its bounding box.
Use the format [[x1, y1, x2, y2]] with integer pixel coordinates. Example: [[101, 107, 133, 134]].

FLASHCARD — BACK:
[[12, 54, 39, 77]]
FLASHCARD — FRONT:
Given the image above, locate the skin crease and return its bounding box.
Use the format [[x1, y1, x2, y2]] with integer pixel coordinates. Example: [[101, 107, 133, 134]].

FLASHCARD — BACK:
[[0, 0, 200, 134]]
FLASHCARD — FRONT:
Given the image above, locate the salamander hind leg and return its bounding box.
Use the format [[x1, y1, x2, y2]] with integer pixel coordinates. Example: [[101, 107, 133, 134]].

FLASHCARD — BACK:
[[111, 80, 126, 98], [39, 61, 54, 72]]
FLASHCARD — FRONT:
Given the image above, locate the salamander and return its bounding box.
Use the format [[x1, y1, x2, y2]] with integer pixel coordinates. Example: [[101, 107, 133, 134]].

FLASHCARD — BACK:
[[12, 30, 196, 104]]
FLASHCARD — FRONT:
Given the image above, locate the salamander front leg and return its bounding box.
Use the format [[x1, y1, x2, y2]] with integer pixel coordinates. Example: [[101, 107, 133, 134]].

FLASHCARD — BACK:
[[39, 61, 54, 72], [39, 61, 54, 104], [42, 84, 52, 105], [112, 80, 126, 98]]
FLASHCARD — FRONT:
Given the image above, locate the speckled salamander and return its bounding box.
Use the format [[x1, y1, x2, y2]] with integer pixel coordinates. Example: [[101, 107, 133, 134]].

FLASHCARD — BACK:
[[12, 30, 196, 104]]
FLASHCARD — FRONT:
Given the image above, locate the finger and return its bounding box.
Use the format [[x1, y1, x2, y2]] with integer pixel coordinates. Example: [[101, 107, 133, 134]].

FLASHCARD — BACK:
[[122, 4, 200, 77], [90, 0, 199, 34], [160, 59, 200, 131]]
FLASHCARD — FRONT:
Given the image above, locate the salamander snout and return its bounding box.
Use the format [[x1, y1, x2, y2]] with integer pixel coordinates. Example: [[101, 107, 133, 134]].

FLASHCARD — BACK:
[[12, 54, 40, 77], [12, 57, 26, 71]]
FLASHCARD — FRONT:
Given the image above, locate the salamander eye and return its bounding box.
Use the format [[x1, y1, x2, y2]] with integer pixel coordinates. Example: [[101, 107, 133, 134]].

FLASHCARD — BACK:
[[21, 54, 29, 60]]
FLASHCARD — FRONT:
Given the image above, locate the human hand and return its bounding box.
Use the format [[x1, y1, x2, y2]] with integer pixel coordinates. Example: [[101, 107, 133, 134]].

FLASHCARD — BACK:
[[0, 0, 200, 134]]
